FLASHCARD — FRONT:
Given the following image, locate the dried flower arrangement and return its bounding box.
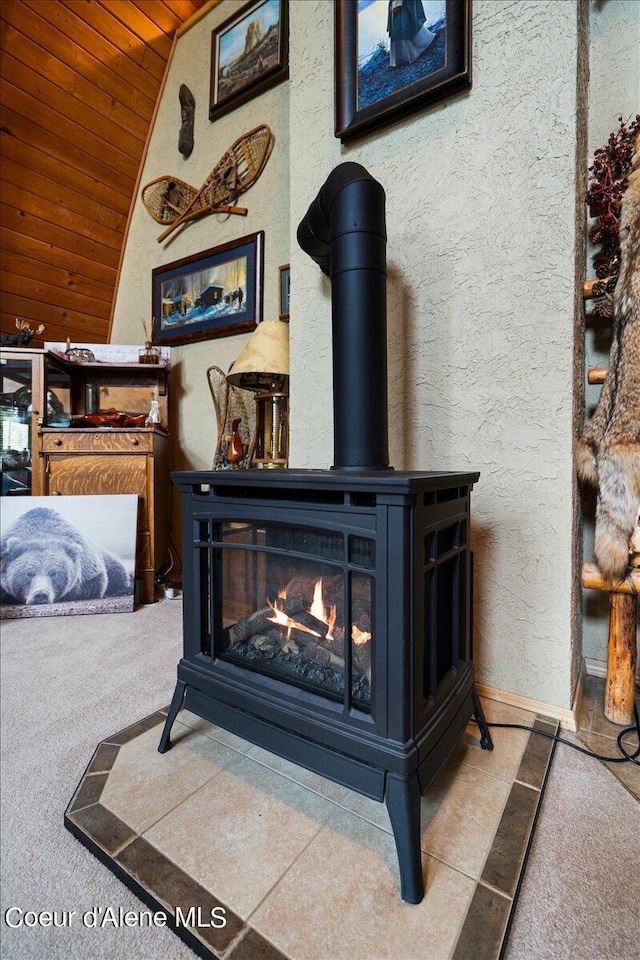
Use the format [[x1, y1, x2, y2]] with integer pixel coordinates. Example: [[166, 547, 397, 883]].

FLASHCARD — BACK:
[[585, 113, 640, 318]]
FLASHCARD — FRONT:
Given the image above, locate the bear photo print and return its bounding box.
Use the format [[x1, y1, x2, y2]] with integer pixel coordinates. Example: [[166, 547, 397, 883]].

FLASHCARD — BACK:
[[0, 495, 137, 618]]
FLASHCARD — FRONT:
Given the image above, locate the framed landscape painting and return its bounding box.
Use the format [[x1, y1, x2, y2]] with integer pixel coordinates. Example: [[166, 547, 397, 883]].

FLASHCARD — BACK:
[[335, 0, 471, 142], [210, 0, 289, 122], [152, 232, 264, 346]]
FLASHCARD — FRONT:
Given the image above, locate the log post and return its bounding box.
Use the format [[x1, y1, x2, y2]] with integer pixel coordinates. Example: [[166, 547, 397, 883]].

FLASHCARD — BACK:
[[582, 563, 639, 725], [605, 593, 638, 726]]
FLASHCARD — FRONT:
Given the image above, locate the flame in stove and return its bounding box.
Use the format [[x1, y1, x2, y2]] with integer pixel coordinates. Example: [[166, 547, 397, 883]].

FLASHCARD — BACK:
[[267, 599, 322, 638], [352, 625, 371, 646], [309, 580, 337, 640]]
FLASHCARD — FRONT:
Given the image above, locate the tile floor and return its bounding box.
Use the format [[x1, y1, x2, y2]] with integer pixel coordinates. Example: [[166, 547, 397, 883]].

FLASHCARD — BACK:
[[576, 674, 640, 802], [65, 698, 558, 960]]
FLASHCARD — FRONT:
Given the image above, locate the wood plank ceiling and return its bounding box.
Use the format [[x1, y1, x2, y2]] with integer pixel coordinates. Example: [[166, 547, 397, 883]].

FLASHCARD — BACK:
[[0, 0, 208, 347]]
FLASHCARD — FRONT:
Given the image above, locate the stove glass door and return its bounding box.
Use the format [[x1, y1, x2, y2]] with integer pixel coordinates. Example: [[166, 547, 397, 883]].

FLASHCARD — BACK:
[[212, 521, 374, 712]]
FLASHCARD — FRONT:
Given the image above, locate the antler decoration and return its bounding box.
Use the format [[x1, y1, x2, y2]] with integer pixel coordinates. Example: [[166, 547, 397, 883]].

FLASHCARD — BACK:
[[142, 124, 273, 244]]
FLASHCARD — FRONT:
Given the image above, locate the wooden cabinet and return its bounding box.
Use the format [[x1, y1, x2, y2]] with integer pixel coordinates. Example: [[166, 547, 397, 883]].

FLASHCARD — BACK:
[[2, 348, 173, 604], [40, 428, 171, 604], [1, 347, 70, 495]]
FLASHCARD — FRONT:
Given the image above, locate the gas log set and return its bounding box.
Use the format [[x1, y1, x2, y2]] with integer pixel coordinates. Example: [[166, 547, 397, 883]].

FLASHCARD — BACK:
[[159, 163, 492, 904], [224, 571, 373, 709]]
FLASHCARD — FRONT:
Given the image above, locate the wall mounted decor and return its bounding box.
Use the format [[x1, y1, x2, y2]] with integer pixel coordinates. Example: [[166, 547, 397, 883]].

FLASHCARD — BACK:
[[209, 0, 289, 123], [152, 232, 264, 346], [142, 125, 273, 244], [178, 83, 195, 156], [278, 263, 290, 320], [335, 0, 471, 142]]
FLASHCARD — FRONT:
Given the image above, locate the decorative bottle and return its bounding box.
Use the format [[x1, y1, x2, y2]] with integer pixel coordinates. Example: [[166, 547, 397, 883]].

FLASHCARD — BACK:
[[138, 341, 160, 365], [145, 400, 161, 427]]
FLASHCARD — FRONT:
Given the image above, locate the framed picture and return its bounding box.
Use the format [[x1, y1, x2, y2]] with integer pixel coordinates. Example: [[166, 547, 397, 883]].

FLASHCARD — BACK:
[[278, 263, 290, 321], [152, 232, 264, 346], [335, 0, 471, 142], [209, 0, 289, 123], [0, 495, 138, 618]]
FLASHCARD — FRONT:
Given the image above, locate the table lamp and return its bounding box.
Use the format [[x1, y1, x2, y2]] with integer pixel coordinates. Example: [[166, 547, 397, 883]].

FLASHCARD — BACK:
[[227, 320, 289, 467]]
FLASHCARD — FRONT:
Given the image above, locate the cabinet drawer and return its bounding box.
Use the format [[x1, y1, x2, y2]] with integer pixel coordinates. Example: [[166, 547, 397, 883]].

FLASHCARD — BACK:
[[46, 454, 149, 509], [41, 431, 151, 454]]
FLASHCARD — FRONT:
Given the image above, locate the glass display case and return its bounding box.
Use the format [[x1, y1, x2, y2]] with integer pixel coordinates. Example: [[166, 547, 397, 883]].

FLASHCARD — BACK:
[[1, 348, 70, 496]]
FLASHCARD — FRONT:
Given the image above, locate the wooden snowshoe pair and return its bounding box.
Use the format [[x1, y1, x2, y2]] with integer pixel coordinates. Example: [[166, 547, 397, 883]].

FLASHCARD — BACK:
[[142, 124, 273, 243]]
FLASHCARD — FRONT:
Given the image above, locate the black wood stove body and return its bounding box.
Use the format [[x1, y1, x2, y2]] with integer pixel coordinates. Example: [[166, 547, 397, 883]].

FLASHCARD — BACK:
[[158, 163, 492, 904]]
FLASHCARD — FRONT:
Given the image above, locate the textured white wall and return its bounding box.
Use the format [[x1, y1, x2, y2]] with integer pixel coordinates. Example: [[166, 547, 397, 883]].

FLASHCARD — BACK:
[[111, 0, 290, 473], [582, 0, 640, 662], [289, 0, 585, 709]]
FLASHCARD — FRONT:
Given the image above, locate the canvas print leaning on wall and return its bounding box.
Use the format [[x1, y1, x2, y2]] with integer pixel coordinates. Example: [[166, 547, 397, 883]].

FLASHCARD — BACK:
[[0, 495, 138, 618]]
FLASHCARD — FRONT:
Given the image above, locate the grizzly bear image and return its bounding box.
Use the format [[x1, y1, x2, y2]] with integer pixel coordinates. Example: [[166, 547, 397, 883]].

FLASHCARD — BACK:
[[0, 507, 131, 606]]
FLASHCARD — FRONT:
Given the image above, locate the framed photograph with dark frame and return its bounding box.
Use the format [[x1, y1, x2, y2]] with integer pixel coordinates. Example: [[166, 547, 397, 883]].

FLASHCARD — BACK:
[[335, 0, 471, 142], [278, 263, 290, 321], [152, 232, 264, 346], [209, 0, 289, 123]]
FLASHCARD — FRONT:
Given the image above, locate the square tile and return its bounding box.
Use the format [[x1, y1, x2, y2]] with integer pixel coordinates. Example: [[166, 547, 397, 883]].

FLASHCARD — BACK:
[[251, 804, 476, 960], [100, 720, 244, 833], [177, 709, 256, 754], [144, 756, 336, 918], [245, 743, 356, 805], [420, 761, 511, 879], [452, 699, 535, 783]]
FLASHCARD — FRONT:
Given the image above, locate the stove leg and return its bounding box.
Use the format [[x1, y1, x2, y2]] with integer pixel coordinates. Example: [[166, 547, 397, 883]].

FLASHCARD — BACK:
[[385, 772, 424, 904], [158, 680, 187, 754], [472, 684, 493, 751]]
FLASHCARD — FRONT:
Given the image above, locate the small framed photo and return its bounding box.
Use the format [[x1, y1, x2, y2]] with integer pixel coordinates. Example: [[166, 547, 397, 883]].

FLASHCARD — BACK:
[[152, 232, 264, 346], [335, 0, 471, 142], [210, 0, 289, 123], [278, 263, 290, 321]]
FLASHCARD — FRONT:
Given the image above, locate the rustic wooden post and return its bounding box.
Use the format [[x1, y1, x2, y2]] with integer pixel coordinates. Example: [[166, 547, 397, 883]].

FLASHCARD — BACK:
[[581, 564, 639, 725], [605, 593, 638, 725]]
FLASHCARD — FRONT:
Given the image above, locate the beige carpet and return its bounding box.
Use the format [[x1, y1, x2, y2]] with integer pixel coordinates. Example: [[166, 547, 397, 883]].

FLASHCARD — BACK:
[[1, 600, 638, 960]]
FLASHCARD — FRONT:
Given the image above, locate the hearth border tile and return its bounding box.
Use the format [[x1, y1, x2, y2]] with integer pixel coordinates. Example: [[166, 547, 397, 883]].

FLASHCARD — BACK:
[[116, 836, 245, 954], [514, 718, 556, 790], [65, 706, 559, 960], [67, 772, 109, 815], [87, 742, 120, 774], [451, 883, 511, 960]]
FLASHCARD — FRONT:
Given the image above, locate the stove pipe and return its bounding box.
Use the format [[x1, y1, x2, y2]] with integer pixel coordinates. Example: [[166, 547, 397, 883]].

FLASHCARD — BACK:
[[297, 162, 391, 472]]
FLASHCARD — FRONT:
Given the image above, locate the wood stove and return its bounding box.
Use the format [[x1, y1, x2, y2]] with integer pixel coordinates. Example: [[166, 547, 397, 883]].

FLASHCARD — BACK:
[[158, 163, 492, 904]]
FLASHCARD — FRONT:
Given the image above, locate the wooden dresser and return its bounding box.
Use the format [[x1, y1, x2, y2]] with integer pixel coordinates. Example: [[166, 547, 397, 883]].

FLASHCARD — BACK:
[[40, 427, 170, 604]]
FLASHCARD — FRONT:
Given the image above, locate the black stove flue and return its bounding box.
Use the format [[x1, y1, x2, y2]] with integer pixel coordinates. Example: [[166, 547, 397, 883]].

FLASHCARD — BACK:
[[297, 162, 390, 472], [158, 165, 492, 905]]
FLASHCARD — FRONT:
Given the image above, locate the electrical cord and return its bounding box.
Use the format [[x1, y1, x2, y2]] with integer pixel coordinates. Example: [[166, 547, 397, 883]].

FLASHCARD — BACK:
[[473, 682, 640, 766]]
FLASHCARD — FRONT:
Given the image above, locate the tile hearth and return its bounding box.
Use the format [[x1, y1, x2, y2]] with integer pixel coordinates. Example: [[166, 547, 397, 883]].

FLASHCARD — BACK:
[[65, 699, 558, 960]]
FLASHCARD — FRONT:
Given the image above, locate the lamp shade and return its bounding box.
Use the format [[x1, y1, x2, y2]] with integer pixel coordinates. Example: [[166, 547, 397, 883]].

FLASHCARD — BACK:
[[227, 319, 289, 391]]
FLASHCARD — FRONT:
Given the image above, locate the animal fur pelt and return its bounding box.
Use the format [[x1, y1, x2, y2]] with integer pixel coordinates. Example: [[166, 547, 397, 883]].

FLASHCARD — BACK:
[[576, 140, 640, 580]]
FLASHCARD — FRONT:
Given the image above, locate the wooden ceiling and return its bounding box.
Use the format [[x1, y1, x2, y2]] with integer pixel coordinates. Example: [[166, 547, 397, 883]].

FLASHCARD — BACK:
[[0, 0, 210, 347]]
